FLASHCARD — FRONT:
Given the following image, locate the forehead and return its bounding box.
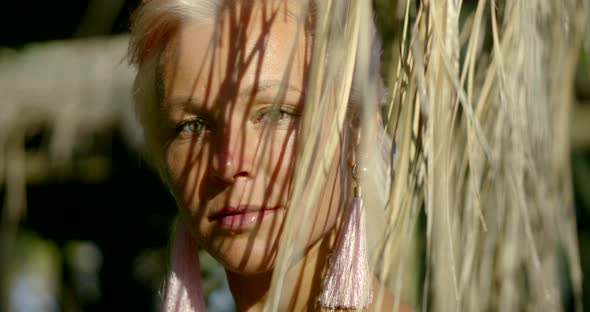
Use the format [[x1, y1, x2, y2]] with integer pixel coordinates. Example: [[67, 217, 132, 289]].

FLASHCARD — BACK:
[[162, 0, 311, 107]]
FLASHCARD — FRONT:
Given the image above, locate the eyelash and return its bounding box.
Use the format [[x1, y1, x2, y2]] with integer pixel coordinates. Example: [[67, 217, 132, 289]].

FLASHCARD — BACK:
[[175, 117, 209, 135], [174, 106, 301, 136], [254, 106, 301, 124]]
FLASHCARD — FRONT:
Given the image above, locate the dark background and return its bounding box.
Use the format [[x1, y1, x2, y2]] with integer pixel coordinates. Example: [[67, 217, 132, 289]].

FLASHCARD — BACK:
[[1, 1, 178, 311], [0, 1, 140, 46]]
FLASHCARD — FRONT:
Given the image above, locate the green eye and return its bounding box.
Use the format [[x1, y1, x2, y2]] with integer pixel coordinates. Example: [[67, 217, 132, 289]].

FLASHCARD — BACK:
[[264, 109, 286, 121], [257, 106, 300, 123], [176, 118, 207, 134]]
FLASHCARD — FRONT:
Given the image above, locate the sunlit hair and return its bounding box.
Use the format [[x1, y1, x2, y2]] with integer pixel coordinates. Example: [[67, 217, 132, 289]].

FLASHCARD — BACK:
[[128, 0, 390, 310]]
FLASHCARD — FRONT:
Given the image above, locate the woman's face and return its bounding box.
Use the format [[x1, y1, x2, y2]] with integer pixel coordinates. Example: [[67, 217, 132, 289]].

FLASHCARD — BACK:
[[158, 0, 343, 274]]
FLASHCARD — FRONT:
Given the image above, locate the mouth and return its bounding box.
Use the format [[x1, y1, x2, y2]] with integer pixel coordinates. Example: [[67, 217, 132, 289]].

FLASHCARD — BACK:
[[208, 205, 282, 230]]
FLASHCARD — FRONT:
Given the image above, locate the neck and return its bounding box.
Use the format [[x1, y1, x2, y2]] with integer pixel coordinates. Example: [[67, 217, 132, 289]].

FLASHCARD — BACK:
[[225, 232, 335, 312]]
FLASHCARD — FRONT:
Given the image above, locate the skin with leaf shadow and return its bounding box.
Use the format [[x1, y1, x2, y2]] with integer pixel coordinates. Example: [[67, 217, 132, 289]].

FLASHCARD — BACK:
[[155, 0, 411, 311]]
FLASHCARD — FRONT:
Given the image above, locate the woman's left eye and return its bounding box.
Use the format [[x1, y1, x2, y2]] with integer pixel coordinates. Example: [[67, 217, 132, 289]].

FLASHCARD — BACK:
[[255, 106, 301, 124]]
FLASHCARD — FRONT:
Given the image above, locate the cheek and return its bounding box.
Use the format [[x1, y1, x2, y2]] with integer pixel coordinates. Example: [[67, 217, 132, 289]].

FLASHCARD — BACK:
[[263, 127, 343, 236], [262, 130, 299, 196], [301, 153, 343, 243], [164, 141, 210, 208]]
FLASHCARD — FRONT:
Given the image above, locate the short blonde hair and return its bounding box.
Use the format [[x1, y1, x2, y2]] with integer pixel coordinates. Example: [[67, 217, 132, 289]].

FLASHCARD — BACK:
[[128, 0, 385, 161]]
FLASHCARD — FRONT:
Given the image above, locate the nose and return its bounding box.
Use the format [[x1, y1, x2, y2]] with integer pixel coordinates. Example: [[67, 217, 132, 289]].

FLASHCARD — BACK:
[[209, 124, 256, 182]]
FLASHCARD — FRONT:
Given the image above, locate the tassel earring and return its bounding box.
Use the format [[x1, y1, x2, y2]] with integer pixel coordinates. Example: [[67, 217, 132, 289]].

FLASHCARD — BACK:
[[319, 164, 373, 310]]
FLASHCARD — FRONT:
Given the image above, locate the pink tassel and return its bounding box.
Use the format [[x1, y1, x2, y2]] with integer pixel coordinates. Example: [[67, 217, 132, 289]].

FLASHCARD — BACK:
[[162, 220, 206, 312], [319, 196, 373, 310]]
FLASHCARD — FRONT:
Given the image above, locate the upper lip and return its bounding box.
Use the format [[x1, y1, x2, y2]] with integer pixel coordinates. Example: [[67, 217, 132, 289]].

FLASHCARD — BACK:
[[208, 205, 280, 221]]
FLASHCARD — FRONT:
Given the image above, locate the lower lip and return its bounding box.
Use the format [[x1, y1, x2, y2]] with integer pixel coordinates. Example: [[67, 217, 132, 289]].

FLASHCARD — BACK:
[[213, 209, 280, 230]]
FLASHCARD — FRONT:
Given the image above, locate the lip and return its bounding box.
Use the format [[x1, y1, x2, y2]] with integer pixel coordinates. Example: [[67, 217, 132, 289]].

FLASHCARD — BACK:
[[208, 205, 281, 230]]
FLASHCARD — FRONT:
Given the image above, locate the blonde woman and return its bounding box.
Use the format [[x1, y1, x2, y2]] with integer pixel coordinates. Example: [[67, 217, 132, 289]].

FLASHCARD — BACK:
[[129, 0, 411, 310]]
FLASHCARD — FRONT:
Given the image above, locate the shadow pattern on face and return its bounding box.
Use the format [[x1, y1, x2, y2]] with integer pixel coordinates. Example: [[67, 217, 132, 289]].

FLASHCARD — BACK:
[[157, 0, 342, 279]]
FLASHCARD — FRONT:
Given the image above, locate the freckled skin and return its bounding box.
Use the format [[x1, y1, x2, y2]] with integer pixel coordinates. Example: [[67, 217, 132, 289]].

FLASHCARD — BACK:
[[160, 0, 341, 276]]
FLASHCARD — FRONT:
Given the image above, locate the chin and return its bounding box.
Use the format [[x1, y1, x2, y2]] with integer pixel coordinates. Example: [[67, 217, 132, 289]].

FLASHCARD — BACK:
[[203, 233, 279, 275], [188, 207, 286, 274], [222, 260, 275, 276]]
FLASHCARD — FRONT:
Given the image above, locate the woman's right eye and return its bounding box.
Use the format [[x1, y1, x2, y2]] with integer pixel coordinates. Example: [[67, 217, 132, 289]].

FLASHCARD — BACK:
[[175, 118, 208, 135]]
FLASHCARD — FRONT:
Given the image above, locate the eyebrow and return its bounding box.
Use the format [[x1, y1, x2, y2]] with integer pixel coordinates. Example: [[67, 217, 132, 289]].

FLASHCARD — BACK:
[[166, 79, 304, 111], [238, 79, 304, 98]]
